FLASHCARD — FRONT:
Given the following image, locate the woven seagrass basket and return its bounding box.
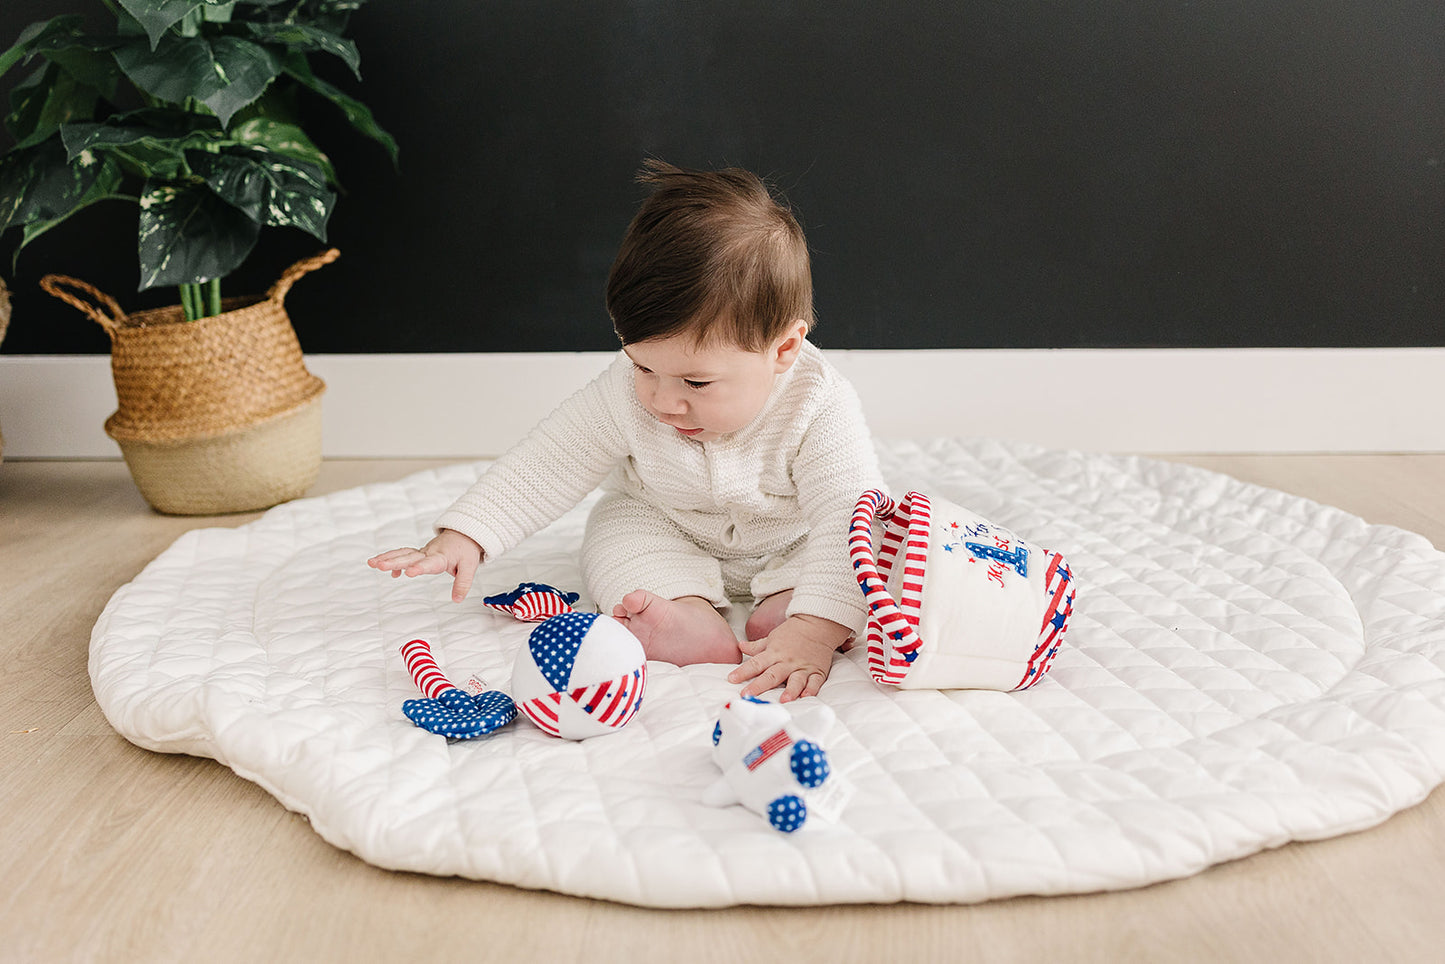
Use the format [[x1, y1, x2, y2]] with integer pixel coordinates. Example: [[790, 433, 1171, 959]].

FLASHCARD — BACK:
[[40, 249, 338, 514]]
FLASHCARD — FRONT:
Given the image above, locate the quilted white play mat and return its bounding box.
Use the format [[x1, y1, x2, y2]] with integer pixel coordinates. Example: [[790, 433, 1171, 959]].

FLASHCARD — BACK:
[[90, 438, 1445, 908]]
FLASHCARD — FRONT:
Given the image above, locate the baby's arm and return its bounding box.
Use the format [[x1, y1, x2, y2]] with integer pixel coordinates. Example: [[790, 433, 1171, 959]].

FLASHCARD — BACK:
[[727, 369, 881, 700], [367, 529, 483, 603], [729, 614, 853, 702]]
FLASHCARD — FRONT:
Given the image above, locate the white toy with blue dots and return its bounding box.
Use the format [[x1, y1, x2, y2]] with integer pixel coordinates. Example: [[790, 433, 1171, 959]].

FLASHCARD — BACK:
[[702, 696, 841, 833]]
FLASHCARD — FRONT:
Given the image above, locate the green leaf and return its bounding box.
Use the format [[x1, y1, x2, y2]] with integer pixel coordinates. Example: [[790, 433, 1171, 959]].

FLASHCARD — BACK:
[[244, 22, 360, 78], [189, 148, 333, 240], [7, 64, 52, 142], [202, 38, 283, 128], [0, 137, 122, 235], [201, 3, 236, 25], [137, 179, 260, 288], [6, 64, 99, 151], [226, 116, 336, 185], [284, 52, 397, 167], [11, 157, 127, 260], [78, 105, 224, 137], [41, 45, 123, 101], [114, 34, 281, 127], [0, 17, 123, 99], [0, 16, 84, 80], [62, 110, 222, 180], [115, 0, 200, 51]]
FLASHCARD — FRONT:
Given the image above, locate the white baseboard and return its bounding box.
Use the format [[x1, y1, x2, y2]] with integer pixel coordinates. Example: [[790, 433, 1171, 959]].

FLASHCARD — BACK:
[[2, 348, 1442, 458]]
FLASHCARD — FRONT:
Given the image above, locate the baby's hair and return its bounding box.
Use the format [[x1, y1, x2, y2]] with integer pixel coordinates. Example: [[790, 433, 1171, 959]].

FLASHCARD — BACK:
[[606, 159, 814, 351]]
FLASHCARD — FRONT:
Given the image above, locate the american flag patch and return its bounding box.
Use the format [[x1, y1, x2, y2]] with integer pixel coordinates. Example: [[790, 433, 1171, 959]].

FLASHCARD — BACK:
[[569, 665, 647, 728], [743, 728, 794, 771]]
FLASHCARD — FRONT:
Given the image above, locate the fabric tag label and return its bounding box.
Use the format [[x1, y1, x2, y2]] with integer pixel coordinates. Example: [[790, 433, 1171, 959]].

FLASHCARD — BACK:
[[805, 773, 854, 823]]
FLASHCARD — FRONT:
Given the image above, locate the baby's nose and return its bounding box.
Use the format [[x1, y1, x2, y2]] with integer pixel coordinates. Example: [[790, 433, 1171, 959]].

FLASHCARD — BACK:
[[655, 386, 688, 414]]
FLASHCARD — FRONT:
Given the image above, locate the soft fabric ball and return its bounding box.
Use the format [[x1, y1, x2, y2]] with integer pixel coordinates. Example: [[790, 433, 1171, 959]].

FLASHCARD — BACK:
[[510, 612, 647, 739]]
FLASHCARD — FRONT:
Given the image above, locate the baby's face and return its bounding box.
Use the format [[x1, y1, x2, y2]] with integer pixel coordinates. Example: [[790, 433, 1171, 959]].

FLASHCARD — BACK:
[[624, 329, 800, 443]]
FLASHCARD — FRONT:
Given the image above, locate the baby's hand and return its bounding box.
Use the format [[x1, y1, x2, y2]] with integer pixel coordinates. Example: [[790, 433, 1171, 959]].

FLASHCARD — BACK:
[[367, 529, 483, 603], [728, 614, 851, 702]]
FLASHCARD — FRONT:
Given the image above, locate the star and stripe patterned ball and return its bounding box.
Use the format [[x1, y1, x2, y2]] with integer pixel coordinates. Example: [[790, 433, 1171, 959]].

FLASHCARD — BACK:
[[510, 612, 647, 739]]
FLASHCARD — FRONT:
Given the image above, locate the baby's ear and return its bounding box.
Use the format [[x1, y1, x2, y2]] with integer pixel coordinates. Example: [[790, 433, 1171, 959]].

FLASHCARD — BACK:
[[771, 319, 809, 372]]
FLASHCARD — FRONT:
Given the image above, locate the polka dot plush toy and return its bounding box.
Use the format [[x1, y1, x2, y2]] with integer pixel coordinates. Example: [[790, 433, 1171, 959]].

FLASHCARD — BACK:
[[510, 611, 648, 740], [702, 696, 834, 833], [399, 638, 518, 740]]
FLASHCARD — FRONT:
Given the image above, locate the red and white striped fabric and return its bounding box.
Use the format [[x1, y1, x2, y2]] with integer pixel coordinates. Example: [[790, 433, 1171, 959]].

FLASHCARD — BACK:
[[850, 489, 930, 685], [570, 666, 647, 728], [401, 638, 454, 698], [481, 583, 580, 623], [522, 666, 647, 736], [850, 489, 1076, 691], [520, 692, 564, 737]]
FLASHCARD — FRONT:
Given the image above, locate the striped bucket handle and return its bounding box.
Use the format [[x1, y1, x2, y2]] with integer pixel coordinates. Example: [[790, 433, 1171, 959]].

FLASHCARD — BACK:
[[849, 490, 933, 686]]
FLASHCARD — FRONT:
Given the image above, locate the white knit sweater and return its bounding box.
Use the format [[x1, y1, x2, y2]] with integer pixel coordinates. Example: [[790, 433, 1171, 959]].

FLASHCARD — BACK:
[[435, 341, 884, 629]]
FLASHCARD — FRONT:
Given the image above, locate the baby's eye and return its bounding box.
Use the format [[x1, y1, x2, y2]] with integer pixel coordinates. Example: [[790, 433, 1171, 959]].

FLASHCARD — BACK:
[[684, 379, 712, 390]]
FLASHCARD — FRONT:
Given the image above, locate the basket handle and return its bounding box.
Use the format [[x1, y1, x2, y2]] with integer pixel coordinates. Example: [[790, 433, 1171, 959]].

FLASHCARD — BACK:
[[39, 274, 126, 337], [849, 489, 931, 685], [268, 248, 340, 304]]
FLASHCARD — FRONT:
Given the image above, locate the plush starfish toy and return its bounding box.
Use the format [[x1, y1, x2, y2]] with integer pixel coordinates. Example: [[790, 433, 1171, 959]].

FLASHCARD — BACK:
[[400, 638, 517, 740]]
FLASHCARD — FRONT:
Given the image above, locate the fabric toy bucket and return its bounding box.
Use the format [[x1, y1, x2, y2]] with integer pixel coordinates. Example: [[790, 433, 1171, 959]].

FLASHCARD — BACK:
[[849, 489, 1075, 691]]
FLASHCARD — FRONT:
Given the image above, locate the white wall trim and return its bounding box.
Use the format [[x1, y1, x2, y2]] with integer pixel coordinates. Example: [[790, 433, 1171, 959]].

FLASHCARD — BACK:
[[2, 348, 1442, 458]]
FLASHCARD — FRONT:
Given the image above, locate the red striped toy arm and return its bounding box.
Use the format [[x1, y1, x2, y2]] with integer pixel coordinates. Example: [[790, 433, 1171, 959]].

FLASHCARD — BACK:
[[401, 639, 454, 698]]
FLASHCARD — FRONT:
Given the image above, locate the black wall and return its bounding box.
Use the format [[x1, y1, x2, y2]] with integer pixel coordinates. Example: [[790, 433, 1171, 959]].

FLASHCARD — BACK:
[[2, 0, 1442, 354]]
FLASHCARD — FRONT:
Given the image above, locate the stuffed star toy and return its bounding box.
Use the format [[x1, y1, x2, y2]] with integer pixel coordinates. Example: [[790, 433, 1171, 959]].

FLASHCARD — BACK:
[[399, 638, 517, 740], [482, 582, 580, 622], [702, 697, 836, 832]]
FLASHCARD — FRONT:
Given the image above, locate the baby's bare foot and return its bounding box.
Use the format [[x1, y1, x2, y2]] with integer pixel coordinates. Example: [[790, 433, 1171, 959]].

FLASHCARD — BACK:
[[612, 591, 742, 666]]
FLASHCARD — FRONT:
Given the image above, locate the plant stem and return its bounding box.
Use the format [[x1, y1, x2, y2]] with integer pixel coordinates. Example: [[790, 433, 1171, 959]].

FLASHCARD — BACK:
[[206, 278, 222, 317], [179, 283, 199, 321]]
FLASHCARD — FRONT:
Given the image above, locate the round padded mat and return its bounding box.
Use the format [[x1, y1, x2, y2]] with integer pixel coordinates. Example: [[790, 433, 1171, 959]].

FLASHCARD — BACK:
[[89, 439, 1445, 907]]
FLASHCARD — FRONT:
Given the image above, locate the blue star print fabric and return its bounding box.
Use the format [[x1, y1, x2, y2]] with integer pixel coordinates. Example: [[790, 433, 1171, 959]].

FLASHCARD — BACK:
[[528, 611, 599, 691], [403, 688, 517, 740]]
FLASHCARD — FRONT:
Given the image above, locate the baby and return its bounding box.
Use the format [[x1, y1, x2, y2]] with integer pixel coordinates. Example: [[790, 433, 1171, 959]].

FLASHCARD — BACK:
[[369, 160, 884, 702]]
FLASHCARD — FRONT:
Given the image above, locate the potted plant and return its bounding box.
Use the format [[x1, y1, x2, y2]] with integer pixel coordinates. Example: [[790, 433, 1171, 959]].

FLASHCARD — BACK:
[[0, 0, 397, 513]]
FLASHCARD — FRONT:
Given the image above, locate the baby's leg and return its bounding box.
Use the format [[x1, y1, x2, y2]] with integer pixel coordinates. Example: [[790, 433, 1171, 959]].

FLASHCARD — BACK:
[[738, 549, 857, 650], [581, 493, 742, 666], [744, 590, 794, 641], [612, 591, 741, 665]]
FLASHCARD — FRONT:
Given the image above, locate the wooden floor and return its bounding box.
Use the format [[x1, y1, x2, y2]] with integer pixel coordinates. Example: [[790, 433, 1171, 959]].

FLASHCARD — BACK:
[[3, 454, 1445, 963]]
